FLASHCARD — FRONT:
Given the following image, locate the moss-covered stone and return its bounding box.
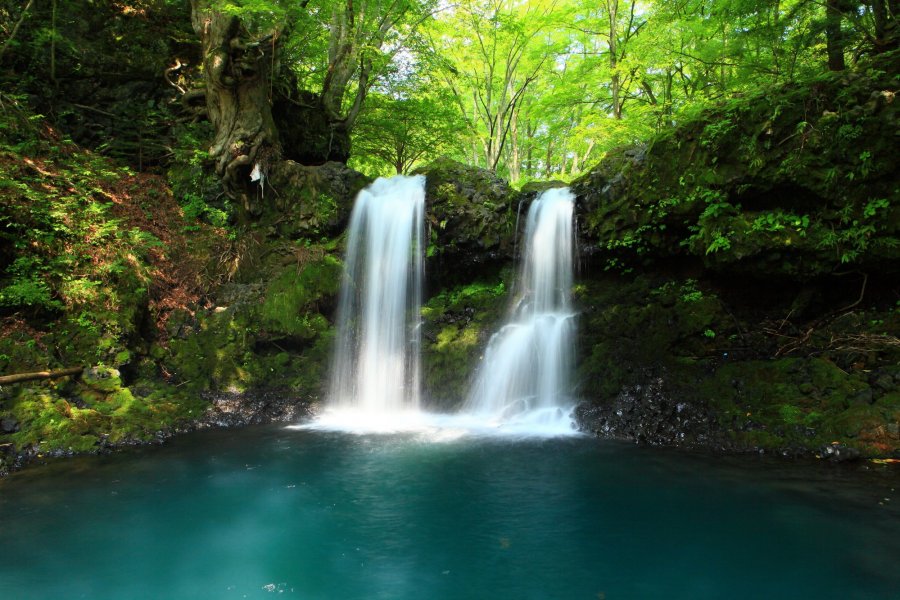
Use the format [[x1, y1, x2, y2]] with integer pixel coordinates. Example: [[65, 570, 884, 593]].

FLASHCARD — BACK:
[[1, 379, 206, 458], [81, 366, 122, 393], [259, 255, 342, 339], [575, 270, 899, 456], [265, 161, 371, 238], [421, 276, 509, 408], [161, 246, 342, 403], [572, 53, 899, 457], [416, 158, 518, 287], [572, 55, 900, 280]]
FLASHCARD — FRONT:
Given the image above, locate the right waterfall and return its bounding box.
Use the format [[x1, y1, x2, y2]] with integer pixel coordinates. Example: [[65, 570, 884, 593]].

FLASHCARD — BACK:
[[464, 187, 577, 431]]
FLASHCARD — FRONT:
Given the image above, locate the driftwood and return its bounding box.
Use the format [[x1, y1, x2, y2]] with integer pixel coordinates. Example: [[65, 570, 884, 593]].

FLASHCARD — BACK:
[[0, 367, 84, 386]]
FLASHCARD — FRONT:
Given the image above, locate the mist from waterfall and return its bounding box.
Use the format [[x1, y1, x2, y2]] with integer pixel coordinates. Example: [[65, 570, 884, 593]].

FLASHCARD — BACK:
[[324, 175, 425, 426], [463, 187, 577, 433]]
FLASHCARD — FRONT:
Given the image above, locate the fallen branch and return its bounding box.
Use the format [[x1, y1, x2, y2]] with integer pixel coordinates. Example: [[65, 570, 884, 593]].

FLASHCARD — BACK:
[[71, 103, 118, 119], [0, 366, 83, 386], [836, 272, 868, 313]]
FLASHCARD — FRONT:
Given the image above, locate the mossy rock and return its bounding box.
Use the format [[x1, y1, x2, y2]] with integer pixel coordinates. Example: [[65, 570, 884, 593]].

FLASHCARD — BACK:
[[266, 161, 371, 237], [416, 158, 518, 285], [81, 366, 122, 393], [164, 252, 341, 397], [259, 255, 342, 339], [572, 60, 900, 280], [4, 380, 206, 457], [421, 277, 509, 408]]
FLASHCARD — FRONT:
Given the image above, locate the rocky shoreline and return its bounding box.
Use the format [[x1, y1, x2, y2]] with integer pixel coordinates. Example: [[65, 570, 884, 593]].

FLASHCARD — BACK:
[[573, 381, 894, 463], [0, 388, 314, 477], [5, 380, 897, 479]]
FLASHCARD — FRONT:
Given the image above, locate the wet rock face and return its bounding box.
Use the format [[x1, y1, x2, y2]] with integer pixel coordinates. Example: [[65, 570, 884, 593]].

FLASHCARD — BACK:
[[266, 161, 371, 238], [197, 389, 314, 429], [819, 442, 862, 462], [416, 158, 517, 286], [575, 375, 725, 449], [1, 417, 19, 434]]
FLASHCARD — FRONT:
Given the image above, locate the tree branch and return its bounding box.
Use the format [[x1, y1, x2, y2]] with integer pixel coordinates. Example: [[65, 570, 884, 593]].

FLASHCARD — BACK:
[[0, 0, 34, 62]]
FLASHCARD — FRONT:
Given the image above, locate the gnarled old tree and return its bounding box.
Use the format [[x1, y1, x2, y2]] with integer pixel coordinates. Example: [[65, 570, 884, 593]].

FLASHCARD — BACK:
[[188, 0, 432, 217], [189, 0, 281, 215]]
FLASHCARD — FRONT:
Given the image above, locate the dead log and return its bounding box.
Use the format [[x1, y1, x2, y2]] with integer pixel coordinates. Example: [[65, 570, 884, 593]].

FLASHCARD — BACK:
[[0, 367, 84, 386]]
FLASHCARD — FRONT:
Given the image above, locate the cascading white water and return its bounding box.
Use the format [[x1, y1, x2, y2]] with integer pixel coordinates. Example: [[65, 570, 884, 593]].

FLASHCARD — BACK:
[[298, 179, 579, 438], [327, 175, 425, 419], [464, 187, 577, 432]]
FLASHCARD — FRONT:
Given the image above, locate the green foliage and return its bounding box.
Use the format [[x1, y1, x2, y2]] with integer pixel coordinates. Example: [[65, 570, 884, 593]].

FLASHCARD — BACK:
[[700, 117, 737, 150], [350, 91, 464, 177], [406, 0, 879, 181], [168, 123, 232, 230], [0, 140, 159, 322], [818, 197, 894, 264], [0, 271, 58, 310]]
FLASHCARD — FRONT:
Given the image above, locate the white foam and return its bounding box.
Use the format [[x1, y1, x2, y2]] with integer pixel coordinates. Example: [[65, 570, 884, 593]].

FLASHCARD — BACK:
[[290, 408, 582, 441]]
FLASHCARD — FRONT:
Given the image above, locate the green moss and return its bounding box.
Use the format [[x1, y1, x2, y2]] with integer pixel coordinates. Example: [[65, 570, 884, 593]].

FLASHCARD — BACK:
[[577, 267, 898, 456], [734, 430, 784, 450], [421, 277, 508, 407], [577, 275, 733, 401], [3, 380, 207, 456], [692, 357, 896, 452], [81, 366, 122, 393], [577, 64, 900, 278], [778, 404, 804, 425], [113, 350, 132, 366], [259, 255, 342, 337]]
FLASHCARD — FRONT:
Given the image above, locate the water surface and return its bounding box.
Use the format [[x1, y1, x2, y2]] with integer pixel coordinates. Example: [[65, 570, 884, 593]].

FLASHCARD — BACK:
[[1, 425, 898, 599]]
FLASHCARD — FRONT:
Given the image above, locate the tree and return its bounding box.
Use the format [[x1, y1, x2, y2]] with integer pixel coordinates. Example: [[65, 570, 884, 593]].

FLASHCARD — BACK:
[[826, 0, 848, 70], [187, 0, 436, 215], [189, 0, 282, 214], [429, 0, 558, 174], [351, 90, 463, 175]]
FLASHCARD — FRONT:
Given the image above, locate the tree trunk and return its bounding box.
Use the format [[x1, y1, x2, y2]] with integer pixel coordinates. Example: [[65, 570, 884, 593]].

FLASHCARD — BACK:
[[871, 0, 898, 51], [825, 0, 846, 71], [508, 109, 521, 183], [190, 1, 280, 217], [545, 140, 554, 177], [608, 0, 622, 119], [525, 119, 534, 179]]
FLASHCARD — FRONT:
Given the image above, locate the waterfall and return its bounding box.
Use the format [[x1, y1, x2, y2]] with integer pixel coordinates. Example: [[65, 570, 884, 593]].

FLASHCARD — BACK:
[[464, 187, 576, 431], [299, 179, 578, 438], [327, 175, 425, 416]]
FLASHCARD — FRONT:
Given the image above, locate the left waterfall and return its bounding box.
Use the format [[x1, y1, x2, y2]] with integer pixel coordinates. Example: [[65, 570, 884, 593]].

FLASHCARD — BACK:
[[327, 175, 426, 416]]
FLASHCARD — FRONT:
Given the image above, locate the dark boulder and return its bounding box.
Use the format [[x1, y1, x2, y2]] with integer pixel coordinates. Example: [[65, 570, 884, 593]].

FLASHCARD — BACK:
[[415, 158, 518, 287], [266, 161, 371, 238], [1, 417, 18, 434], [819, 442, 862, 462]]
